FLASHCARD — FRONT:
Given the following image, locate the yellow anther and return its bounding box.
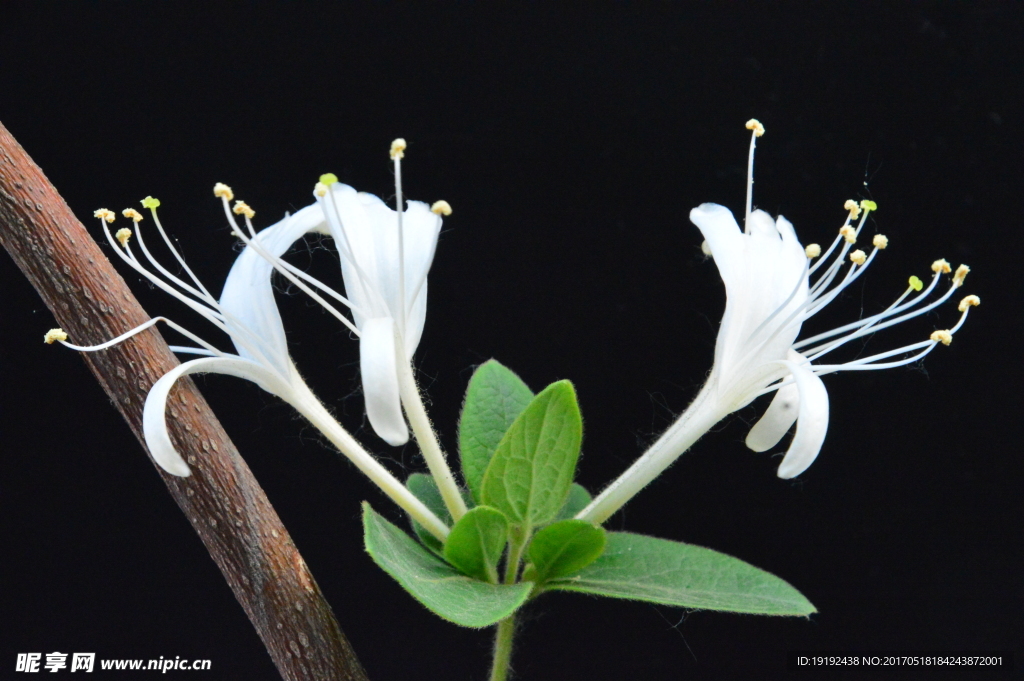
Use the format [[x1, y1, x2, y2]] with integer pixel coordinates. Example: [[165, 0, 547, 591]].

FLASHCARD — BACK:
[[931, 258, 951, 274], [93, 208, 116, 223], [115, 228, 132, 246], [701, 240, 712, 256], [745, 119, 765, 137], [319, 173, 339, 186], [122, 208, 143, 223], [844, 199, 861, 220], [141, 196, 160, 210], [908, 275, 924, 292], [232, 201, 255, 219], [390, 138, 407, 160], [952, 264, 970, 287], [930, 329, 953, 346], [314, 182, 329, 198], [872, 234, 888, 249], [805, 243, 821, 258], [958, 294, 980, 312], [849, 249, 867, 265], [840, 225, 856, 244], [213, 183, 234, 201], [430, 200, 452, 216], [44, 328, 68, 344]]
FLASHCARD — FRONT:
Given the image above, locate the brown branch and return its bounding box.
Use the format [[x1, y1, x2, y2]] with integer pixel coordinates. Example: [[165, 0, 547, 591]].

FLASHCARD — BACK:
[[0, 121, 369, 681]]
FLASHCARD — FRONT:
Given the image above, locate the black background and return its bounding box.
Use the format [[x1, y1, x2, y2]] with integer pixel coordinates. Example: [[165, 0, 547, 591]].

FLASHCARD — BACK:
[[1, 2, 1020, 679]]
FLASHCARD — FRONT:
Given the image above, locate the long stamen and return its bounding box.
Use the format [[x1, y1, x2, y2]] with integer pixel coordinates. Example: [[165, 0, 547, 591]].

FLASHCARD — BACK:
[[807, 202, 873, 291], [808, 231, 844, 276], [247, 239, 368, 321], [758, 339, 940, 398], [391, 138, 407, 337], [805, 273, 962, 360], [803, 295, 975, 380], [100, 218, 230, 334], [794, 273, 937, 350], [132, 210, 223, 310], [803, 246, 880, 318], [144, 197, 216, 301], [108, 206, 291, 374], [744, 119, 764, 231], [225, 207, 363, 337], [54, 316, 225, 356], [169, 346, 220, 357], [807, 228, 856, 298]]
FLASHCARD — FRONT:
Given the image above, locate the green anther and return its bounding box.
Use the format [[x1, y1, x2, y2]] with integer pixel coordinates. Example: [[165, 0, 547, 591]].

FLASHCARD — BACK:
[[141, 196, 161, 210], [319, 173, 339, 186], [860, 199, 878, 212], [908, 275, 924, 292]]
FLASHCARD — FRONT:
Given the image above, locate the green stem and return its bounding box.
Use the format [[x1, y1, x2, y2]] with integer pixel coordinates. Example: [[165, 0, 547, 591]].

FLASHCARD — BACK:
[[396, 356, 468, 522], [488, 617, 516, 681], [488, 528, 529, 681]]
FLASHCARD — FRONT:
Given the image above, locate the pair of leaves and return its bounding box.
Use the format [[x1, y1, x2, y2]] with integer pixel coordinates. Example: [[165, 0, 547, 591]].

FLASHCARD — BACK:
[[444, 511, 610, 587], [364, 504, 814, 628], [461, 360, 585, 532], [407, 475, 601, 585]]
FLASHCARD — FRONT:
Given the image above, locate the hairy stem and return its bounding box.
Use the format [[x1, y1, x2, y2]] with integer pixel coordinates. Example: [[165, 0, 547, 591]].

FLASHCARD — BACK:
[[397, 356, 468, 521], [488, 528, 529, 681], [577, 381, 725, 525], [488, 617, 517, 681], [292, 382, 450, 541]]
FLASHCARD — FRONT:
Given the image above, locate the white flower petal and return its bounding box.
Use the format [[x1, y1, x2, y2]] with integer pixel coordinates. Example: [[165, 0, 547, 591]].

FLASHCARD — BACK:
[[745, 381, 800, 452], [399, 200, 442, 355], [775, 359, 830, 479], [220, 204, 327, 374], [690, 203, 744, 284], [745, 208, 780, 240], [360, 317, 409, 446], [321, 184, 441, 356], [746, 350, 812, 451], [143, 356, 290, 477]]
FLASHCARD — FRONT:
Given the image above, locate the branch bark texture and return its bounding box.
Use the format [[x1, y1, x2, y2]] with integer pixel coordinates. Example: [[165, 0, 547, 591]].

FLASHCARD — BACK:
[[0, 120, 369, 681]]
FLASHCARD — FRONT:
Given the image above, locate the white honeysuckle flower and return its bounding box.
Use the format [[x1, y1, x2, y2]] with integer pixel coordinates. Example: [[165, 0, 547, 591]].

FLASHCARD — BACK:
[[52, 194, 450, 541], [578, 120, 979, 525], [315, 175, 442, 447], [225, 141, 468, 522], [222, 167, 444, 448]]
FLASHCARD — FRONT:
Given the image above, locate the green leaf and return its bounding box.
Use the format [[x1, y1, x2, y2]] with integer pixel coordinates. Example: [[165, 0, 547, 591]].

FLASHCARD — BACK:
[[405, 473, 451, 555], [362, 503, 533, 628], [547, 532, 816, 616], [405, 473, 474, 554], [554, 483, 592, 522], [443, 506, 510, 583], [528, 519, 606, 582], [481, 380, 583, 530], [459, 360, 534, 503]]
